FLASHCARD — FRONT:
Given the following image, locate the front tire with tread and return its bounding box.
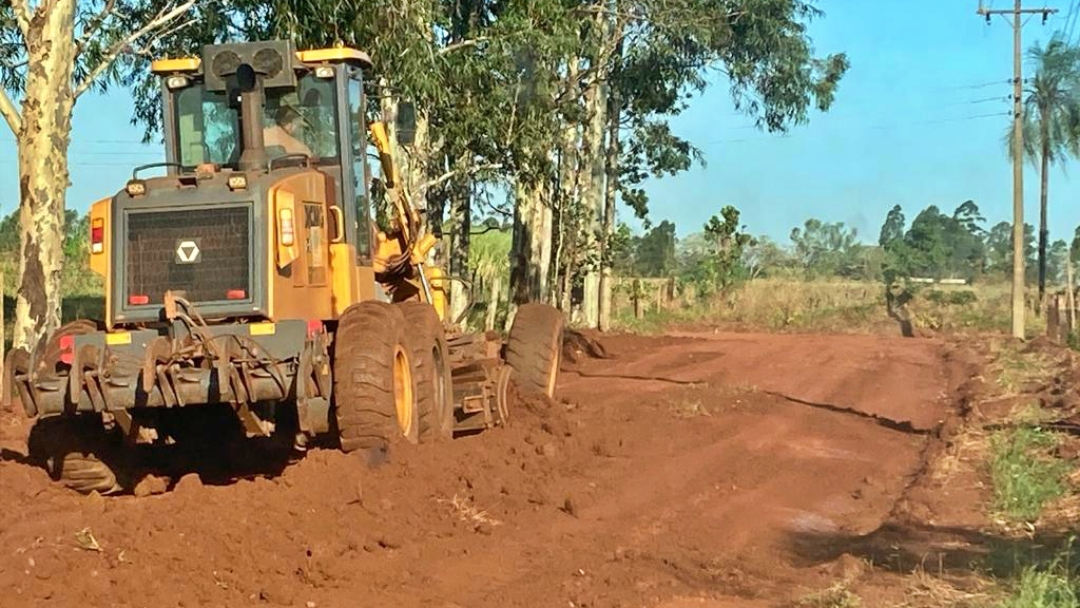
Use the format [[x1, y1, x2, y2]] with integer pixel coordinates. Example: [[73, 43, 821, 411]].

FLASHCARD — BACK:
[[505, 303, 565, 398], [333, 301, 420, 452], [396, 301, 454, 441]]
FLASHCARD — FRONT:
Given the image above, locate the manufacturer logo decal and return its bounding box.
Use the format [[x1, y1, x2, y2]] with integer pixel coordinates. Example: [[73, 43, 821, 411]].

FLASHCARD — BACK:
[[175, 239, 202, 264]]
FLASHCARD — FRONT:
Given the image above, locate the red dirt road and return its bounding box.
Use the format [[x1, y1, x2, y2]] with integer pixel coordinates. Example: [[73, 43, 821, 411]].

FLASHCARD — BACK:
[[0, 331, 967, 607]]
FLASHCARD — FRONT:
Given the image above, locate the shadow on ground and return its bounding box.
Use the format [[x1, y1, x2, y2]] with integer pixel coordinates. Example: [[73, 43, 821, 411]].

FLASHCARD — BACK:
[[786, 522, 1076, 578]]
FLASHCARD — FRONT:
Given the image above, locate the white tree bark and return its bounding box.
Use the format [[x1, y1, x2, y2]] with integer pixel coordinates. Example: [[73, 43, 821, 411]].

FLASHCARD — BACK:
[[3, 0, 195, 350], [447, 163, 471, 329], [510, 179, 552, 304], [485, 275, 501, 331], [552, 59, 580, 308], [12, 0, 78, 350], [579, 80, 607, 328], [598, 100, 620, 331]]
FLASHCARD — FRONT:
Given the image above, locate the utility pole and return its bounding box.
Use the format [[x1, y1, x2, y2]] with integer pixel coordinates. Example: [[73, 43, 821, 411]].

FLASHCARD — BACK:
[[977, 0, 1056, 340]]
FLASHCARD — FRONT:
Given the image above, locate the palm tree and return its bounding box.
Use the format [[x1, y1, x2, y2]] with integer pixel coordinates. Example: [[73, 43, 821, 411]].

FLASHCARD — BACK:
[[1007, 33, 1080, 304]]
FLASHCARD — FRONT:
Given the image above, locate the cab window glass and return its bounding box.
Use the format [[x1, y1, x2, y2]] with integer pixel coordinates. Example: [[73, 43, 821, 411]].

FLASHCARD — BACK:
[[264, 75, 339, 161], [349, 75, 372, 263], [175, 86, 239, 168]]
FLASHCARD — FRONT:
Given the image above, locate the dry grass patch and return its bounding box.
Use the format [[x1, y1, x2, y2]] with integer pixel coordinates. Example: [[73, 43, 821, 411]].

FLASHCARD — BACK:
[[437, 494, 503, 528], [987, 342, 1057, 398], [795, 582, 862, 608], [890, 567, 997, 608]]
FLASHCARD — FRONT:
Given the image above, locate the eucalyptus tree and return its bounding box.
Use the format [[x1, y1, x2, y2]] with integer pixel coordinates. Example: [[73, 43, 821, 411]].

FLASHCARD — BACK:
[[590, 0, 849, 329], [0, 0, 198, 349], [109, 0, 848, 332]]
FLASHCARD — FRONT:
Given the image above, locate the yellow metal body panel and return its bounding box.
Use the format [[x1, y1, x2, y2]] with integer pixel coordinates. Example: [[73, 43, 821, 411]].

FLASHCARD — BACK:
[[329, 242, 359, 315], [266, 172, 334, 322], [296, 48, 372, 68], [372, 231, 403, 275], [411, 233, 437, 264], [424, 266, 449, 321], [151, 58, 201, 74], [273, 189, 299, 269], [89, 199, 110, 277], [89, 198, 112, 327], [356, 267, 377, 302]]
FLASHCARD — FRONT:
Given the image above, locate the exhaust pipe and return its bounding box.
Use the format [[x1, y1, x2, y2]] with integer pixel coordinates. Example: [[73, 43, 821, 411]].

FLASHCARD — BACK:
[[235, 64, 268, 171]]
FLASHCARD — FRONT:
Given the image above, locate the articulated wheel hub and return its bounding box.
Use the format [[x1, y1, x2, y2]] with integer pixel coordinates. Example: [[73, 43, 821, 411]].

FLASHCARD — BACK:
[[449, 359, 511, 433]]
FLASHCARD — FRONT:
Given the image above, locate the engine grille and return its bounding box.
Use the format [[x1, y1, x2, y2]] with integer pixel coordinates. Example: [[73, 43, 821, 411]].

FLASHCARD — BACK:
[[125, 206, 251, 306]]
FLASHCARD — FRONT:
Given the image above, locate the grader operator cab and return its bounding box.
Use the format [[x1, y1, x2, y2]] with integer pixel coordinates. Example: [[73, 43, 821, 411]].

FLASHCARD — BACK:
[[4, 40, 564, 495]]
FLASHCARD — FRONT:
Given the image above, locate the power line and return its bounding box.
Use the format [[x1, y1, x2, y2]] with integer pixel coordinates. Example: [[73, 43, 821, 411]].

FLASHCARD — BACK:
[[1065, 0, 1080, 41], [934, 79, 1013, 91], [700, 111, 1012, 145], [913, 111, 1011, 125]]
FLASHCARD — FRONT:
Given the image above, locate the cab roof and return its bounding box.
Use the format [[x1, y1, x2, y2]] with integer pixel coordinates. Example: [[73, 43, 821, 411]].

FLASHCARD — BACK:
[[151, 45, 372, 75]]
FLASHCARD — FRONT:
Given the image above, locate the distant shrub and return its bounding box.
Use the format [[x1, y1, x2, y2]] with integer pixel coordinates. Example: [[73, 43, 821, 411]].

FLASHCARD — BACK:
[[925, 289, 978, 306]]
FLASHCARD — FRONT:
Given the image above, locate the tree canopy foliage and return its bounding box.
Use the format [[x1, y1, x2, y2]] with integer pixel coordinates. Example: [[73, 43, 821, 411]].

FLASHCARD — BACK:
[[1, 0, 849, 337]]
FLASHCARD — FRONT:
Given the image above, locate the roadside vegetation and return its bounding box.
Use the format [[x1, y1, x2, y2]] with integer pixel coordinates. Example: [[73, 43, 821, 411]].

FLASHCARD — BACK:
[[956, 345, 1079, 607], [990, 424, 1070, 522], [1000, 552, 1080, 608], [601, 195, 1075, 337]]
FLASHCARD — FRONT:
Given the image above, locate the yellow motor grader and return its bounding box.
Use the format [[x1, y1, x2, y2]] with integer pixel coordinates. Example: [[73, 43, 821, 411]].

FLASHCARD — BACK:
[[3, 40, 564, 494]]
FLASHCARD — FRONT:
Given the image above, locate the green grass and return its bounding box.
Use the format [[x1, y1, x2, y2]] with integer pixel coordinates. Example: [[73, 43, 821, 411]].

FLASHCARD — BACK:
[[990, 425, 1070, 522], [610, 306, 707, 334], [998, 541, 1080, 608], [1000, 567, 1080, 608]]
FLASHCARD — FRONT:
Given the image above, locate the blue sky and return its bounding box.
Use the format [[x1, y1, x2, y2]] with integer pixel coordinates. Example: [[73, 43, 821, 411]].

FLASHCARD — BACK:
[[0, 0, 1077, 247]]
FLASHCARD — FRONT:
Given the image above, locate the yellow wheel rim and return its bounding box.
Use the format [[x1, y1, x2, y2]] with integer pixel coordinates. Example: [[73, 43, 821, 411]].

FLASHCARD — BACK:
[[393, 345, 415, 437]]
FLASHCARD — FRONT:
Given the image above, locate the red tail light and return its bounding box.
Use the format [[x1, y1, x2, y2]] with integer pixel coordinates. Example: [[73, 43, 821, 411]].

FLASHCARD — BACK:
[[226, 289, 247, 300], [128, 294, 149, 305], [58, 335, 75, 365], [91, 218, 104, 254]]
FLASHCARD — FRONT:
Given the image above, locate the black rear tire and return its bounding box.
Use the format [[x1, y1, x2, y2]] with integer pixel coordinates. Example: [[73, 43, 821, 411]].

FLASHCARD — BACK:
[[333, 301, 420, 452], [505, 303, 565, 398], [28, 415, 126, 495], [397, 301, 454, 441]]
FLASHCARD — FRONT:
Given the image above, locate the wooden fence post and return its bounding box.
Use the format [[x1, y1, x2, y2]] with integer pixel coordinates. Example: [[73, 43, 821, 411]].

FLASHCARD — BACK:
[[1068, 258, 1077, 335]]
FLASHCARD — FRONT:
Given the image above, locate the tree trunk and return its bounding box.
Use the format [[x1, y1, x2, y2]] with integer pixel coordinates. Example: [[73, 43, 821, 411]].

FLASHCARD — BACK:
[[1068, 255, 1076, 333], [448, 170, 471, 327], [509, 179, 552, 304], [14, 0, 78, 351], [598, 35, 623, 333], [485, 274, 501, 331], [579, 80, 607, 328], [1038, 128, 1050, 311], [553, 59, 580, 309], [406, 112, 431, 213], [556, 120, 579, 313]]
